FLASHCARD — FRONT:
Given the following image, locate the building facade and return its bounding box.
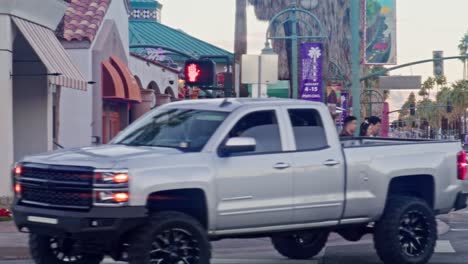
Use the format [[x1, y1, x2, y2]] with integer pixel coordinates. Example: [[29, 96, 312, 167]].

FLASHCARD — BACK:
[[0, 0, 88, 196]]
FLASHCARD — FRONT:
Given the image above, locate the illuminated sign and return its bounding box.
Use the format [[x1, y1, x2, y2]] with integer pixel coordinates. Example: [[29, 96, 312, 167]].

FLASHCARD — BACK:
[[184, 59, 216, 86]]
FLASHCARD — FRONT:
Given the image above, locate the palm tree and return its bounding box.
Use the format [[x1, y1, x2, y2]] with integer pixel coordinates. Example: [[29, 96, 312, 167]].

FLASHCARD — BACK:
[[234, 0, 248, 96], [247, 0, 353, 81], [458, 32, 468, 80]]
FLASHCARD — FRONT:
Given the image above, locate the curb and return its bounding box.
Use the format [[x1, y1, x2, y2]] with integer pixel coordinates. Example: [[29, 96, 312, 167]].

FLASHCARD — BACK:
[[437, 219, 451, 236]]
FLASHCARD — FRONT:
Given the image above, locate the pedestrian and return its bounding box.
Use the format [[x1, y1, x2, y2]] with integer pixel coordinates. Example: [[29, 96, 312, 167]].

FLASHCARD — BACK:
[[340, 116, 358, 137], [360, 116, 382, 137]]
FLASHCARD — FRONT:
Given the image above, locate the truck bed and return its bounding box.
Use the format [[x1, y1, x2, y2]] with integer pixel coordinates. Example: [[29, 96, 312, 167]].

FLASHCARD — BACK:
[[339, 137, 463, 221]]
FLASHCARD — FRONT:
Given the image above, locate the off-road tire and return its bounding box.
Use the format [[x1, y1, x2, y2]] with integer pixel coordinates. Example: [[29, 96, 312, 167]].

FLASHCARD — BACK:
[[271, 230, 329, 259], [374, 196, 437, 264], [127, 211, 211, 264], [29, 233, 104, 264]]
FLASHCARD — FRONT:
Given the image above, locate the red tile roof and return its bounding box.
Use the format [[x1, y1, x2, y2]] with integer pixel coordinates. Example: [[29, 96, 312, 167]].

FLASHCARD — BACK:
[[57, 0, 111, 42]]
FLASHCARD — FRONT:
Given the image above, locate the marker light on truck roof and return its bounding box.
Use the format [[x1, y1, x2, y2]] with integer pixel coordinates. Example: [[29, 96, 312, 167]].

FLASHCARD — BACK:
[[457, 151, 467, 180]]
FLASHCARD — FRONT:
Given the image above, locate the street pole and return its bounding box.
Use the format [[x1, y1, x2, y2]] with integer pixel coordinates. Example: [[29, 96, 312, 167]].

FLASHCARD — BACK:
[[291, 7, 299, 99], [257, 56, 262, 98], [350, 0, 361, 135]]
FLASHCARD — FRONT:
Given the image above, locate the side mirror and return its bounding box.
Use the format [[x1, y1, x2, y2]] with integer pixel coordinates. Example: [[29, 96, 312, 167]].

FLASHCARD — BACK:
[[220, 137, 256, 156]]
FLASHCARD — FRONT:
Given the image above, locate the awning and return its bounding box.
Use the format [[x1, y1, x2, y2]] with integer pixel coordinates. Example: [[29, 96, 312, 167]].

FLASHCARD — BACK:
[[12, 17, 87, 90], [102, 60, 126, 100], [110, 56, 142, 103]]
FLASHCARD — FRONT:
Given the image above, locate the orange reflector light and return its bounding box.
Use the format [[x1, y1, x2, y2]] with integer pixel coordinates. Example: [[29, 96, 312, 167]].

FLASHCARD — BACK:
[[14, 166, 22, 175], [14, 183, 21, 193], [113, 192, 129, 203], [113, 173, 129, 183]]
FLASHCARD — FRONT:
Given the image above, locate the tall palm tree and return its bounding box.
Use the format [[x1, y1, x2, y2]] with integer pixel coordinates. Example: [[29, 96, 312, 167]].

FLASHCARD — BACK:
[[234, 0, 248, 97], [458, 32, 468, 80], [248, 0, 352, 81]]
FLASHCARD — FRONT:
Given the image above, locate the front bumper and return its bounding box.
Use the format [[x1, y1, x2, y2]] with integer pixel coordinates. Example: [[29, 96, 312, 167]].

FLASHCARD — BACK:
[[12, 204, 147, 239], [454, 192, 468, 211]]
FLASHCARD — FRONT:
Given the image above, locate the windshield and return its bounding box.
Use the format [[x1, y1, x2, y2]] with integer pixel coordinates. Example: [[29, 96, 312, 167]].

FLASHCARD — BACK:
[[111, 108, 228, 152]]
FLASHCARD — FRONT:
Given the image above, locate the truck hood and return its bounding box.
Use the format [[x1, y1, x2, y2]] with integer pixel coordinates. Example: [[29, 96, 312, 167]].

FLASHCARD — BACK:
[[22, 144, 183, 169]]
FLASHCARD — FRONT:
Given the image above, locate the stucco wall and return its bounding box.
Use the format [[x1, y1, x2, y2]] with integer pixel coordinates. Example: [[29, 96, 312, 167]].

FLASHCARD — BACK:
[[0, 15, 15, 197], [129, 55, 178, 96], [13, 76, 50, 161], [59, 0, 130, 147], [59, 48, 93, 148]]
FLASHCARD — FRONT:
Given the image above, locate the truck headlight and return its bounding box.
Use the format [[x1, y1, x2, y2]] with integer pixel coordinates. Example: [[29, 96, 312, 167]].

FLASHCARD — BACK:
[[95, 191, 129, 205], [94, 170, 129, 186], [93, 169, 130, 206]]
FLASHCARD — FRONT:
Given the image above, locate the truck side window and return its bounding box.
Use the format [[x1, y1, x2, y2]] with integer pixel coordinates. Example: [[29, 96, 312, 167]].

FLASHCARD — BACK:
[[228, 110, 281, 153], [288, 109, 328, 150]]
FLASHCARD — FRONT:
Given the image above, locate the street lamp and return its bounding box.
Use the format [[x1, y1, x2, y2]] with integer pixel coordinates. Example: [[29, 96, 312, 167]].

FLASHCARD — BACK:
[[264, 3, 326, 99], [300, 0, 319, 9]]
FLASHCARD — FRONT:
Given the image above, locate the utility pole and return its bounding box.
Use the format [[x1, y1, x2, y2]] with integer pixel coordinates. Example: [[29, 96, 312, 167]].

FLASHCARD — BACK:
[[350, 0, 361, 135], [234, 0, 247, 97]]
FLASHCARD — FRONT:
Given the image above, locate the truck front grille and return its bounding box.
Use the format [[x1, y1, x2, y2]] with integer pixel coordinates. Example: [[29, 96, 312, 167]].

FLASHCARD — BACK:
[[21, 166, 93, 185], [18, 164, 95, 211], [21, 185, 92, 210]]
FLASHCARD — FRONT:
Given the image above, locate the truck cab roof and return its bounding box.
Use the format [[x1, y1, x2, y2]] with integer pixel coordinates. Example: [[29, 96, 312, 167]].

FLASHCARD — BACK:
[[167, 98, 324, 112]]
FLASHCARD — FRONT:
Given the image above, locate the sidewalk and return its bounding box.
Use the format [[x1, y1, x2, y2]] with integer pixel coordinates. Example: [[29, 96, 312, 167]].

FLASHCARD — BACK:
[[0, 219, 452, 261], [0, 221, 29, 260]]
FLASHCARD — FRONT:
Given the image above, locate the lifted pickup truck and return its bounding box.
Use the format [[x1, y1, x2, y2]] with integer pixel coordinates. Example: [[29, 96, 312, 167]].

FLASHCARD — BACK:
[[12, 99, 468, 264]]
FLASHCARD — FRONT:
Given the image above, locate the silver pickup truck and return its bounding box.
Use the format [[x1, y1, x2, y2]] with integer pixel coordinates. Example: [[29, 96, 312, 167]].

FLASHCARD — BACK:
[[12, 98, 468, 264]]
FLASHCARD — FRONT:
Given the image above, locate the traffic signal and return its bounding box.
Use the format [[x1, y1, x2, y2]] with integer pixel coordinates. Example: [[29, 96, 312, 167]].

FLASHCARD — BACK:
[[184, 59, 216, 86], [433, 51, 444, 77], [447, 101, 453, 113], [409, 103, 416, 116]]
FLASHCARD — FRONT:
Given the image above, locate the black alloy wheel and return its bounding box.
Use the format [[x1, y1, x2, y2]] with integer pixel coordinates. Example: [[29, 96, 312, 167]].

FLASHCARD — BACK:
[[128, 211, 211, 264], [271, 230, 329, 259], [29, 233, 103, 264], [374, 196, 437, 264], [399, 210, 430, 257], [150, 228, 201, 264]]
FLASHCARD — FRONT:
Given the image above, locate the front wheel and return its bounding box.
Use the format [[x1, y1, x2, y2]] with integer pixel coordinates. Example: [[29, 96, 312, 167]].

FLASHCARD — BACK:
[[29, 234, 103, 264], [374, 196, 437, 264], [271, 230, 329, 259], [127, 211, 211, 264]]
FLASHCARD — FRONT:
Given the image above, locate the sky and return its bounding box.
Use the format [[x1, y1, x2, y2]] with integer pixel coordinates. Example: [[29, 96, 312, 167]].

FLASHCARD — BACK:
[[159, 0, 468, 115]]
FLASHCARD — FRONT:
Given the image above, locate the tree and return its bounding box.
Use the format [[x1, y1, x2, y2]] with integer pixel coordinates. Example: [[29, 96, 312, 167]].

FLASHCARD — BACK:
[[399, 92, 417, 128], [234, 0, 248, 96], [418, 77, 435, 98], [458, 31, 468, 79]]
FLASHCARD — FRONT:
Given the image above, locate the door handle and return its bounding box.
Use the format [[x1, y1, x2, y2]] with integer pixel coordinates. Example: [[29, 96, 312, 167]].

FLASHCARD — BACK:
[[323, 159, 340, 167], [273, 162, 291, 170]]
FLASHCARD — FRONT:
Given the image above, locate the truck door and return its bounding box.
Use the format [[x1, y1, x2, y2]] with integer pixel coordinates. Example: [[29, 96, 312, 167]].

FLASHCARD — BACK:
[[283, 107, 345, 224], [214, 108, 293, 230]]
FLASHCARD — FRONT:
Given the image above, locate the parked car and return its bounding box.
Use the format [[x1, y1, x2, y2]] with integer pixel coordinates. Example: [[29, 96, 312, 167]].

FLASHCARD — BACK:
[[12, 99, 468, 264]]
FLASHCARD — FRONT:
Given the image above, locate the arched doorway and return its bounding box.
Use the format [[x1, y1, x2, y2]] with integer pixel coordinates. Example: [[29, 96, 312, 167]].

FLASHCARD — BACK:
[[134, 75, 143, 90], [147, 81, 161, 95], [165, 87, 175, 100]]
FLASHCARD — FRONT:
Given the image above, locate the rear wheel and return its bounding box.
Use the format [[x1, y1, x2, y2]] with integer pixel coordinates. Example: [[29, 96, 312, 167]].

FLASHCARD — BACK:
[[374, 196, 437, 264], [271, 230, 329, 259], [29, 233, 103, 264]]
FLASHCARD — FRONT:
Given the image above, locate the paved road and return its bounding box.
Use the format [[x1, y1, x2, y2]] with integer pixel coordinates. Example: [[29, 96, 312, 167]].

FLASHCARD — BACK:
[[2, 210, 468, 264]]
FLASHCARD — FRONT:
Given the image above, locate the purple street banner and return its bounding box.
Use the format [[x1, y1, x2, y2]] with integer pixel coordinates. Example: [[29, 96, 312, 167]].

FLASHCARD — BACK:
[[340, 92, 349, 127], [364, 0, 397, 65], [300, 43, 323, 102]]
